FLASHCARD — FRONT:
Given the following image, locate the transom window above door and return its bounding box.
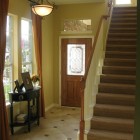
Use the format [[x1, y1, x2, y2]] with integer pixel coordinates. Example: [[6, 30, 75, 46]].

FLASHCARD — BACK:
[[63, 19, 92, 32]]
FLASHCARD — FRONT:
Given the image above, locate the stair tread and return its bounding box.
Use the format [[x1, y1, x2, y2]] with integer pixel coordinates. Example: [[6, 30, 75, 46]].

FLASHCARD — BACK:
[[111, 23, 136, 25], [113, 11, 136, 14], [99, 83, 136, 87], [106, 51, 136, 54], [104, 58, 136, 62], [101, 74, 136, 79], [95, 104, 135, 110], [92, 116, 134, 124], [114, 7, 136, 9], [100, 76, 136, 84], [112, 14, 136, 16], [103, 65, 136, 68], [107, 44, 136, 47], [88, 129, 133, 139], [107, 38, 136, 41], [109, 32, 136, 35], [97, 92, 135, 95], [103, 66, 136, 70], [110, 28, 136, 30], [97, 93, 135, 106], [112, 17, 136, 20]]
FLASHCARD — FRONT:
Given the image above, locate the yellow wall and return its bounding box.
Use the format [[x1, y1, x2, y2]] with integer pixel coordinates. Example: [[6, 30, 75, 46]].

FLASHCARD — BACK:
[[42, 15, 54, 109], [131, 0, 137, 6], [52, 2, 108, 104]]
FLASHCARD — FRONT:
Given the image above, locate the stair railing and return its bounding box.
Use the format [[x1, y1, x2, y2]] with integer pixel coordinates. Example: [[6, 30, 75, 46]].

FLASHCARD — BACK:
[[79, 1, 113, 140]]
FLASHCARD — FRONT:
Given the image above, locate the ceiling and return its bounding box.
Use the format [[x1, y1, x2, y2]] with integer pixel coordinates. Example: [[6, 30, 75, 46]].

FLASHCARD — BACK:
[[52, 0, 105, 5]]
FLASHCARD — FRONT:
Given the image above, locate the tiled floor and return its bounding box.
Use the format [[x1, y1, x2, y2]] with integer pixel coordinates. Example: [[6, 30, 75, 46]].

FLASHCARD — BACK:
[[10, 106, 80, 140]]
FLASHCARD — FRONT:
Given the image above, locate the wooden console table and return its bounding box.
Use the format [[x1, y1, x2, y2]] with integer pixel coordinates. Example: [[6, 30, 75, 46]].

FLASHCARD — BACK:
[[8, 87, 40, 134]]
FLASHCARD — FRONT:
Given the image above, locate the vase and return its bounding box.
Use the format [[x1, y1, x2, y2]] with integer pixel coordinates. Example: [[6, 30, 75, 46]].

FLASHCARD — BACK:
[[33, 81, 39, 88]]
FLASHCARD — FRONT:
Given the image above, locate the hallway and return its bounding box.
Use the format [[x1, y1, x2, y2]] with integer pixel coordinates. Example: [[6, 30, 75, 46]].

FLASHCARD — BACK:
[[10, 107, 80, 140]]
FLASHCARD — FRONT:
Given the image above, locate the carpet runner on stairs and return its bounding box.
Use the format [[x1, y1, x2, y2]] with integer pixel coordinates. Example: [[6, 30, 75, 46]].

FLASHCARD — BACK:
[[87, 7, 136, 140]]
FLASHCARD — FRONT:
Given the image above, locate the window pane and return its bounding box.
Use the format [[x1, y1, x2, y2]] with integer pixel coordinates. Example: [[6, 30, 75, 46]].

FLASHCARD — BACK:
[[22, 64, 32, 74], [3, 66, 13, 101], [116, 0, 131, 4], [21, 19, 33, 73], [4, 15, 14, 102], [5, 16, 13, 65], [67, 44, 85, 75]]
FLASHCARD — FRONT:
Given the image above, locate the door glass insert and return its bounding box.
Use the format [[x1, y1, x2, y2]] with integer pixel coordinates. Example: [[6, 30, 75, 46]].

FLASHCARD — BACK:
[[67, 44, 85, 75]]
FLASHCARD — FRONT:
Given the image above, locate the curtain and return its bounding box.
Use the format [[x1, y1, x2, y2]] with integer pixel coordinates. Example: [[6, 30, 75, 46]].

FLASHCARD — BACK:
[[32, 13, 45, 117], [0, 0, 10, 139]]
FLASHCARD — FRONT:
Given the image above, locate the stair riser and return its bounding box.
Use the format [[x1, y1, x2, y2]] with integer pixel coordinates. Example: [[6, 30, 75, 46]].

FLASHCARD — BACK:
[[104, 60, 136, 67], [112, 15, 137, 19], [106, 46, 136, 52], [111, 19, 137, 23], [108, 34, 136, 39], [100, 76, 136, 84], [113, 7, 136, 10], [88, 130, 133, 140], [88, 135, 131, 140], [88, 135, 113, 140], [113, 11, 137, 14], [102, 67, 136, 75], [113, 7, 136, 12], [107, 40, 136, 45], [98, 85, 136, 95], [109, 29, 136, 33], [102, 70, 136, 75], [96, 94, 135, 106], [94, 106, 135, 119], [91, 120, 133, 133], [105, 54, 136, 59], [110, 24, 136, 28]]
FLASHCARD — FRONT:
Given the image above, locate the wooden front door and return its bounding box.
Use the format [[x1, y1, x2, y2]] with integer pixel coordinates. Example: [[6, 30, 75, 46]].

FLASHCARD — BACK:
[[61, 38, 92, 107]]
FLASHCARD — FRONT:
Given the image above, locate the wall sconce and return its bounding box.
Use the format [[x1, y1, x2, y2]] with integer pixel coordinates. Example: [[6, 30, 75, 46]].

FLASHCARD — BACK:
[[28, 0, 54, 16]]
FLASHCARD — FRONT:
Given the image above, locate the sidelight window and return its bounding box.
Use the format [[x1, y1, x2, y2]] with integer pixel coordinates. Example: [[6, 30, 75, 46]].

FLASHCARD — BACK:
[[21, 19, 33, 74], [3, 15, 14, 101]]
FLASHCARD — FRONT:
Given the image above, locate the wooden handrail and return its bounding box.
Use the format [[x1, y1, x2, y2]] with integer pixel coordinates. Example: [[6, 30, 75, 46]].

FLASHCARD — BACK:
[[82, 0, 113, 82], [79, 1, 113, 140]]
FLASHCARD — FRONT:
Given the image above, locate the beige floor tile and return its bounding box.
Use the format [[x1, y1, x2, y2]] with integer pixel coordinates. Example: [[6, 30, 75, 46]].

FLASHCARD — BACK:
[[10, 107, 80, 140]]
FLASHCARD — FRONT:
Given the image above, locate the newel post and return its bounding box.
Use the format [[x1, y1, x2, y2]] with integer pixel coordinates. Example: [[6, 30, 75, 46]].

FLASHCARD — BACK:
[[79, 79, 85, 140]]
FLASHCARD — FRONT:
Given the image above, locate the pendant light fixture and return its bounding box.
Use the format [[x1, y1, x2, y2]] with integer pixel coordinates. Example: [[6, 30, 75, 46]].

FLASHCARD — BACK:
[[28, 0, 54, 16]]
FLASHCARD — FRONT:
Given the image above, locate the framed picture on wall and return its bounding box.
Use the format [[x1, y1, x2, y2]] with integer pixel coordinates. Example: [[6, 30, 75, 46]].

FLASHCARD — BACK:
[[21, 72, 33, 91]]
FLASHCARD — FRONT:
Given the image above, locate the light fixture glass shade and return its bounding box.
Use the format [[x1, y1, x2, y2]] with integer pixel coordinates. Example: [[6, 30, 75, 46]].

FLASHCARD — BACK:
[[32, 4, 53, 16]]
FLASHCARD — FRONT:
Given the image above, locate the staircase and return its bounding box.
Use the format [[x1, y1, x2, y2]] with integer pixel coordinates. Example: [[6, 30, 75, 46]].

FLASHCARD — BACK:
[[87, 7, 136, 140]]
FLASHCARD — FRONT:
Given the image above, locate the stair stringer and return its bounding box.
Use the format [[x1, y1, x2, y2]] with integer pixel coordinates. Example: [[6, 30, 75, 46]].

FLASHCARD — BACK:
[[83, 21, 109, 140]]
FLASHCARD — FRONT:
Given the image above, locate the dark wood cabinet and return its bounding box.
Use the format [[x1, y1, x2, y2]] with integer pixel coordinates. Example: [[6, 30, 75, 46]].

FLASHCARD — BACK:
[[8, 87, 40, 134]]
